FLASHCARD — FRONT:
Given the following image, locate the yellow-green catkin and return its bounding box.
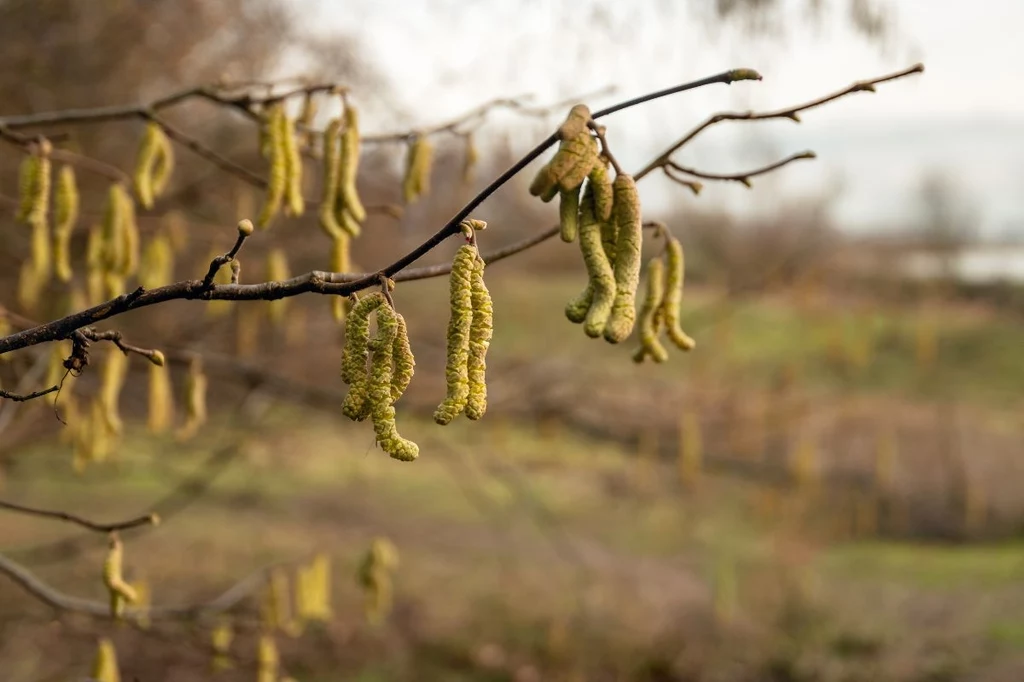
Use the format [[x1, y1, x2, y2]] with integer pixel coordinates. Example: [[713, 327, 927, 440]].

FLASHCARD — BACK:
[[529, 106, 599, 201], [257, 635, 279, 682], [318, 117, 344, 238], [92, 637, 121, 682], [336, 103, 366, 229], [329, 233, 352, 322], [138, 232, 174, 290], [341, 292, 386, 421], [390, 313, 415, 404], [281, 106, 305, 217], [462, 132, 479, 185], [210, 618, 234, 672], [559, 184, 581, 243], [357, 538, 398, 624], [133, 122, 173, 209], [632, 258, 669, 363], [402, 134, 434, 204], [572, 185, 617, 337], [433, 244, 476, 425], [264, 248, 290, 326], [303, 553, 333, 622], [465, 254, 492, 420], [603, 174, 642, 344], [52, 165, 79, 282], [99, 346, 128, 436], [102, 533, 138, 618], [369, 303, 419, 461], [589, 160, 614, 222], [257, 103, 287, 229], [15, 152, 41, 223], [147, 351, 173, 434], [662, 235, 696, 351], [176, 358, 208, 441]]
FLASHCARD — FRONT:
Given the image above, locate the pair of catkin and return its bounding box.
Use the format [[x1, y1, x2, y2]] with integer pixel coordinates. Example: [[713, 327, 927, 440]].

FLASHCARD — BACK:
[[258, 101, 304, 228], [564, 170, 643, 344], [434, 243, 493, 425], [340, 293, 418, 461], [320, 104, 367, 238], [132, 121, 174, 210], [633, 234, 695, 363]]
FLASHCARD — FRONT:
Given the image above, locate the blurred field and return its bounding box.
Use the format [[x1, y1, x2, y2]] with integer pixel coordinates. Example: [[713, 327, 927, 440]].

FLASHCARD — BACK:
[[3, 269, 1024, 682]]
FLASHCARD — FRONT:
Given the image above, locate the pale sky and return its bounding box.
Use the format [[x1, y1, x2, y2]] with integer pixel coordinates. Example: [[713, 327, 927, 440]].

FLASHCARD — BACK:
[[296, 0, 1024, 238]]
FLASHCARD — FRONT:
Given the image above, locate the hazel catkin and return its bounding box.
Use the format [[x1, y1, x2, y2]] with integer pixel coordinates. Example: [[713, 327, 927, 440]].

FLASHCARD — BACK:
[[433, 244, 476, 425], [465, 253, 493, 420], [52, 165, 79, 282], [402, 134, 434, 204], [577, 187, 617, 338], [318, 117, 344, 239], [257, 103, 287, 229], [368, 303, 419, 461], [341, 292, 386, 421], [102, 533, 138, 618], [632, 258, 669, 363], [603, 173, 643, 344], [390, 312, 415, 404], [661, 235, 696, 351], [337, 103, 366, 225]]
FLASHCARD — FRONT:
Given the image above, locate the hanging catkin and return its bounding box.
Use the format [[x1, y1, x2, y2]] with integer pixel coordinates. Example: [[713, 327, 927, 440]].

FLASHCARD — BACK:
[[147, 351, 174, 433], [661, 235, 696, 351], [433, 244, 476, 425], [257, 103, 287, 228], [52, 165, 79, 282], [603, 173, 643, 344], [465, 253, 492, 420]]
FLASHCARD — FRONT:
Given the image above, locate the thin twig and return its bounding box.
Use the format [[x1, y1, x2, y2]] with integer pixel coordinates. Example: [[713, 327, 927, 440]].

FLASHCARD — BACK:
[[665, 150, 816, 187], [0, 386, 58, 402], [635, 63, 923, 181], [0, 500, 158, 533]]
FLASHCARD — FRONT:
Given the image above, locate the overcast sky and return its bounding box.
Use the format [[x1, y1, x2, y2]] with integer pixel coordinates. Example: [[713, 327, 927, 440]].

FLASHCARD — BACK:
[[298, 0, 1024, 238]]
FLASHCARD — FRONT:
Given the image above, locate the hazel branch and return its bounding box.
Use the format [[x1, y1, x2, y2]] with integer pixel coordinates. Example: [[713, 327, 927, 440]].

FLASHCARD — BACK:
[[0, 69, 752, 359], [0, 500, 159, 533], [665, 151, 816, 187], [635, 63, 924, 181]]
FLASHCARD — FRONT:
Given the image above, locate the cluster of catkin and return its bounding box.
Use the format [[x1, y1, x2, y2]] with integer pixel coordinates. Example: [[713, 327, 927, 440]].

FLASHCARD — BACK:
[[14, 140, 83, 312], [434, 239, 493, 425], [529, 105, 643, 344], [633, 234, 696, 363], [340, 291, 419, 461]]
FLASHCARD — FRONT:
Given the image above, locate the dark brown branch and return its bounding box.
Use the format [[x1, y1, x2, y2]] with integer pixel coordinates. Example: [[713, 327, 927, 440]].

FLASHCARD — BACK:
[[0, 500, 158, 533], [665, 151, 816, 187], [146, 113, 267, 188], [0, 69, 750, 358], [635, 63, 924, 181], [0, 385, 58, 402]]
